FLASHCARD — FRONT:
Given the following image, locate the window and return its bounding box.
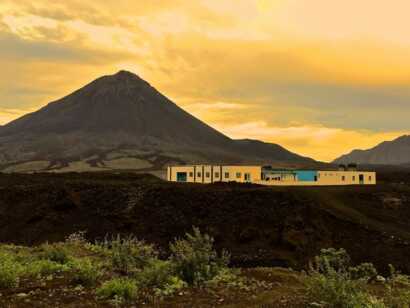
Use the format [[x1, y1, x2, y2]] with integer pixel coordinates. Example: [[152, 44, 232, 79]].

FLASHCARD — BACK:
[[342, 176, 345, 181], [189, 172, 194, 177], [244, 173, 251, 182], [236, 172, 242, 179], [197, 172, 202, 178], [214, 172, 220, 178], [205, 172, 210, 178], [224, 172, 230, 179], [369, 176, 372, 181], [352, 176, 356, 181]]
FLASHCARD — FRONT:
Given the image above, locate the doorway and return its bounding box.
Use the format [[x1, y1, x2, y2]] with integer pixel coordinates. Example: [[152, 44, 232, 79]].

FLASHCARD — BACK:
[[177, 172, 187, 182]]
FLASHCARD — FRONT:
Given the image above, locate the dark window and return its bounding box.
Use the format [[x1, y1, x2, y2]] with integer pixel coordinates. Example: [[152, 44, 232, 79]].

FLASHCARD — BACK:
[[189, 172, 194, 177], [342, 176, 345, 181], [197, 172, 202, 178], [369, 176, 372, 181], [176, 172, 187, 182], [352, 176, 356, 181], [214, 172, 220, 178], [224, 172, 230, 179], [236, 172, 242, 179], [205, 172, 210, 178]]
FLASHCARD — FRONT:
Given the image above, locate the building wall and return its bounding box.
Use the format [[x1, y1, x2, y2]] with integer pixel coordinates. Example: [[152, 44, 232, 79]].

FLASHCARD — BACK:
[[220, 166, 262, 183], [168, 166, 376, 186], [317, 171, 376, 185], [256, 170, 376, 186], [167, 165, 262, 184]]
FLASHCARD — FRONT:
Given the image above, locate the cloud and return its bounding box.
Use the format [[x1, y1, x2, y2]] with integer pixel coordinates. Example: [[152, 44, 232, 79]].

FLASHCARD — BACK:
[[212, 121, 410, 162], [1, 0, 410, 160]]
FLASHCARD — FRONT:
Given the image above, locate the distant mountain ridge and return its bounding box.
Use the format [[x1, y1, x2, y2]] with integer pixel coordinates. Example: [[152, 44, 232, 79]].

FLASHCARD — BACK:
[[333, 135, 410, 165], [0, 70, 315, 173]]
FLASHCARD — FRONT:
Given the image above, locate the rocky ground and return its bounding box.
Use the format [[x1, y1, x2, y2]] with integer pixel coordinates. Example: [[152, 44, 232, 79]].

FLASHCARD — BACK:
[[0, 171, 410, 274], [0, 267, 306, 308]]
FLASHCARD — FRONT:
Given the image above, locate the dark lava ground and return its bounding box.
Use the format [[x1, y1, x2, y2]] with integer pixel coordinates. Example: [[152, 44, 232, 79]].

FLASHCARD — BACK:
[[0, 171, 410, 273]]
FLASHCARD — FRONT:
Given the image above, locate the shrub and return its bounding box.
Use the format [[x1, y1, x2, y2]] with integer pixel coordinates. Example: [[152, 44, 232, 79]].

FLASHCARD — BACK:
[[65, 231, 88, 246], [71, 258, 103, 287], [96, 278, 138, 302], [383, 265, 410, 308], [349, 263, 378, 281], [305, 269, 372, 307], [134, 259, 175, 288], [0, 252, 23, 288], [134, 259, 186, 297], [311, 248, 351, 274], [25, 259, 67, 278], [104, 235, 158, 275], [170, 227, 230, 286], [154, 276, 187, 297], [305, 248, 383, 307], [39, 243, 70, 264], [207, 268, 245, 288]]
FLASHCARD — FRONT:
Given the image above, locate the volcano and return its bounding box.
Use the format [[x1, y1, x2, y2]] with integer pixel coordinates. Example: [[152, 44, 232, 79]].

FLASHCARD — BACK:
[[0, 71, 315, 172]]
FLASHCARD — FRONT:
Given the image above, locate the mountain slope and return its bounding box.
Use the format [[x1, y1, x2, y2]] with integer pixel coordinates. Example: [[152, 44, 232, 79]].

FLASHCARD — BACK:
[[333, 135, 410, 165], [0, 71, 314, 172]]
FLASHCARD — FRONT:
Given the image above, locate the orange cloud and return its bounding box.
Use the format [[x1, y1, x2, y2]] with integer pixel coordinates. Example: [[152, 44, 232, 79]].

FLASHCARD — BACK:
[[1, 0, 410, 161]]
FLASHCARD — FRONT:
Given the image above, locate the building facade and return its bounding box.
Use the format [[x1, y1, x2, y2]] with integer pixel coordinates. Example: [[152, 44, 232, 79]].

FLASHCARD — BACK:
[[167, 165, 376, 186], [167, 165, 262, 184]]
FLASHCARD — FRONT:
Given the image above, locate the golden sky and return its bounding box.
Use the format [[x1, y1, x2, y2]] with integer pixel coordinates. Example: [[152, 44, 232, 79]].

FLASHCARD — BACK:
[[1, 0, 410, 161]]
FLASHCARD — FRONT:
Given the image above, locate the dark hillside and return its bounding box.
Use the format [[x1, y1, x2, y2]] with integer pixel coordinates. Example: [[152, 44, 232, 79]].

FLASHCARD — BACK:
[[0, 71, 315, 171], [0, 172, 409, 273]]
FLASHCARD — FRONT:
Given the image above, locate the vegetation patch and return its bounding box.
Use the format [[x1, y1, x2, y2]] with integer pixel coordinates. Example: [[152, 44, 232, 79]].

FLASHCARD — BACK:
[[1, 230, 410, 307]]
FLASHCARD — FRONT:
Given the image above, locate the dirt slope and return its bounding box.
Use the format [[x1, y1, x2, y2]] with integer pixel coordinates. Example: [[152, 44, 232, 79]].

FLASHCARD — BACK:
[[0, 172, 409, 273]]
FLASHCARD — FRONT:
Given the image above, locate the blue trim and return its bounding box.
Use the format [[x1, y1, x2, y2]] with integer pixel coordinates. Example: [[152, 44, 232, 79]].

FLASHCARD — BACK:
[[295, 170, 317, 182]]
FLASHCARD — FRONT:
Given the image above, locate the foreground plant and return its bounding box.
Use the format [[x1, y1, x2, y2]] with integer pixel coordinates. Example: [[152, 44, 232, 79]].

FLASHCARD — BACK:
[[71, 258, 103, 287], [305, 248, 399, 307], [101, 235, 158, 274], [170, 227, 230, 286], [96, 278, 138, 302], [38, 243, 70, 264], [0, 252, 23, 288]]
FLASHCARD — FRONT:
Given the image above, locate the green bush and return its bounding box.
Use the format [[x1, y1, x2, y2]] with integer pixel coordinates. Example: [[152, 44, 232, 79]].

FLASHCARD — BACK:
[[207, 268, 245, 288], [170, 227, 230, 286], [0, 252, 23, 288], [25, 259, 67, 277], [134, 259, 175, 288], [349, 262, 378, 281], [311, 248, 351, 274], [383, 265, 410, 308], [305, 269, 372, 307], [39, 243, 70, 264], [134, 259, 186, 297], [305, 248, 384, 307], [104, 235, 157, 274], [96, 278, 138, 302], [154, 276, 187, 297], [71, 258, 103, 287]]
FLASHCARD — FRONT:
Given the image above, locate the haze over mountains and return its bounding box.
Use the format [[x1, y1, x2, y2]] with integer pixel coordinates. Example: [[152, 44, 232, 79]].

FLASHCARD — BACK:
[[333, 135, 410, 166], [0, 71, 314, 173]]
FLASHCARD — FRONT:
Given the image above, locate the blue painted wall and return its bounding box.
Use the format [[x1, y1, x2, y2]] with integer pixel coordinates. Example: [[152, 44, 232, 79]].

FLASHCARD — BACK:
[[295, 170, 317, 182]]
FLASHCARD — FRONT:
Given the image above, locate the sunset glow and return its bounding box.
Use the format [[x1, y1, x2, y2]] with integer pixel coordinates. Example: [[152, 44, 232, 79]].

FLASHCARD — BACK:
[[1, 0, 409, 161]]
